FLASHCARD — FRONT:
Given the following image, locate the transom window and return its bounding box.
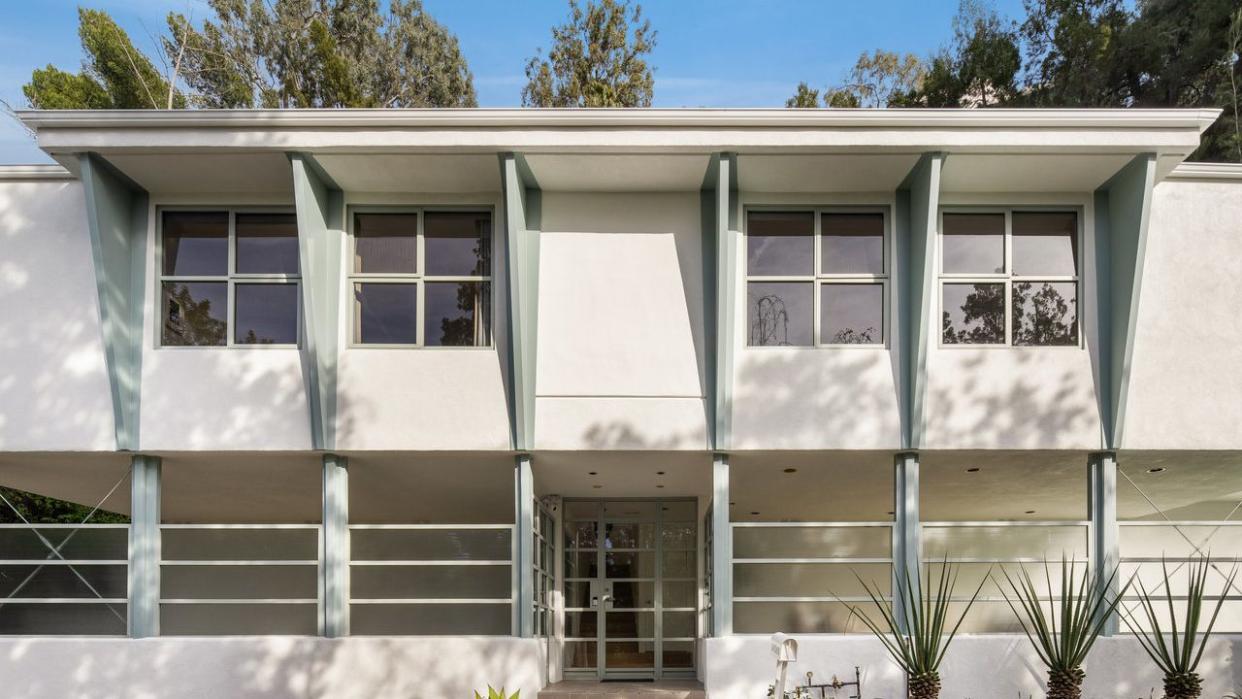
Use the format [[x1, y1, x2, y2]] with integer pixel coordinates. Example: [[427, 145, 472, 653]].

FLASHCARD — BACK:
[[159, 210, 300, 347], [745, 209, 888, 347], [349, 210, 492, 347], [939, 210, 1079, 347]]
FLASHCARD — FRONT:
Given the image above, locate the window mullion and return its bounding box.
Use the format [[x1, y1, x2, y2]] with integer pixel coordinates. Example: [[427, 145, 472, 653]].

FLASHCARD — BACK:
[[813, 211, 822, 347]]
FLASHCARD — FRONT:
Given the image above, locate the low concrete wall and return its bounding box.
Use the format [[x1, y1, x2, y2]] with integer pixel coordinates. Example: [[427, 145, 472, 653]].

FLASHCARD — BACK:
[[0, 636, 543, 699], [706, 635, 1242, 698]]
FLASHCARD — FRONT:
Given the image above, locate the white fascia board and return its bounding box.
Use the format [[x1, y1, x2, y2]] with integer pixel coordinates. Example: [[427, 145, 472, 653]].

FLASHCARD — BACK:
[[18, 108, 1221, 157], [0, 164, 74, 180], [1165, 161, 1242, 181]]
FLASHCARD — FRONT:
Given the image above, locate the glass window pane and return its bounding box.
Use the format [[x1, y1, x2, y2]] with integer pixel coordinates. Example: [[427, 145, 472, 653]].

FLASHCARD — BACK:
[[354, 283, 417, 344], [942, 282, 1004, 345], [663, 641, 695, 668], [1013, 212, 1077, 276], [0, 564, 127, 598], [162, 211, 228, 276], [350, 602, 509, 635], [734, 526, 890, 559], [162, 603, 317, 636], [355, 213, 417, 273], [351, 564, 510, 599], [161, 281, 227, 346], [350, 528, 511, 561], [0, 603, 127, 635], [734, 600, 880, 634], [1012, 281, 1077, 346], [821, 212, 883, 274], [161, 528, 318, 561], [820, 283, 883, 345], [234, 283, 298, 345], [564, 641, 598, 667], [161, 565, 316, 599], [747, 212, 813, 276], [606, 552, 655, 578], [425, 212, 491, 276], [424, 281, 490, 347], [942, 213, 1004, 274], [236, 213, 299, 274], [747, 281, 813, 346]]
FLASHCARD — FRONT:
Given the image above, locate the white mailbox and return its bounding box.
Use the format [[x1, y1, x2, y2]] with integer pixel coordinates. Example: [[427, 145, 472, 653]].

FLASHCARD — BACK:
[[770, 633, 799, 698]]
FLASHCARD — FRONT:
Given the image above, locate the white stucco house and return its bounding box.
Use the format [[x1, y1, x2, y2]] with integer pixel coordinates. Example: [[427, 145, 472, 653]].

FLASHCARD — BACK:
[[0, 107, 1240, 698]]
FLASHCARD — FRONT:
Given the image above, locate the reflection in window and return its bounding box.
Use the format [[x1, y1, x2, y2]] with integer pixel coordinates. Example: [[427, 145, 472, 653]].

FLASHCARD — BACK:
[[746, 209, 887, 347], [159, 210, 300, 347], [939, 210, 1078, 347], [942, 283, 1004, 345], [350, 210, 492, 346]]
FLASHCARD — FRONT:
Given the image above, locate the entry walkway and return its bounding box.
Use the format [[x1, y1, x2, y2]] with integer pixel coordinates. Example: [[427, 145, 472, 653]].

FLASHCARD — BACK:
[[538, 680, 706, 699]]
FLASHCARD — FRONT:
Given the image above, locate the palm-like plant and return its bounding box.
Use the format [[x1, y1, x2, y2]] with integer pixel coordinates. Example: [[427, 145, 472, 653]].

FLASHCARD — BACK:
[[997, 558, 1130, 699], [846, 558, 986, 699], [1120, 556, 1239, 699]]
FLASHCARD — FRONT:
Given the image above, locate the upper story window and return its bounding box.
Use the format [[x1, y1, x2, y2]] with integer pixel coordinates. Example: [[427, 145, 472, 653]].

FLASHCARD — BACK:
[[160, 210, 300, 347], [745, 209, 887, 347], [349, 210, 492, 347], [940, 210, 1079, 347]]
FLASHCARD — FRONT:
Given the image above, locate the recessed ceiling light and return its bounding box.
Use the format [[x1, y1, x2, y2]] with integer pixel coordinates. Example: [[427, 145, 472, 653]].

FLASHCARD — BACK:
[[657, 471, 665, 475], [729, 502, 736, 506], [588, 471, 597, 476], [966, 468, 980, 473], [1147, 467, 1166, 474], [1025, 510, 1036, 514], [592, 485, 602, 489], [783, 468, 797, 473], [887, 511, 895, 516], [750, 511, 760, 516], [656, 484, 665, 489]]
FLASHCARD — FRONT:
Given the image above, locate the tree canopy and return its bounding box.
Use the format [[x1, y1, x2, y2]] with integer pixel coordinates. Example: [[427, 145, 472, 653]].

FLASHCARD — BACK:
[[789, 0, 1242, 161], [522, 0, 657, 108], [23, 0, 476, 111]]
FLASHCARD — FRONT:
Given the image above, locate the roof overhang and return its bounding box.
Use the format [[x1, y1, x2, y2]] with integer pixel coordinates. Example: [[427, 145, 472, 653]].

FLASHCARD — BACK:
[[16, 108, 1222, 194]]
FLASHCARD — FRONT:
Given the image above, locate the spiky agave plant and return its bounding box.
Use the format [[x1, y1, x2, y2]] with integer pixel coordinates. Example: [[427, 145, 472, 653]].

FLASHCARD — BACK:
[[845, 559, 986, 699], [1120, 556, 1239, 699], [474, 687, 518, 699], [998, 557, 1130, 699]]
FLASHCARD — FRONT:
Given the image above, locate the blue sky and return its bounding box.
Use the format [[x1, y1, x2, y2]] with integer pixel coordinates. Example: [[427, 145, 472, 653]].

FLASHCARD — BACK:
[[0, 0, 1032, 163]]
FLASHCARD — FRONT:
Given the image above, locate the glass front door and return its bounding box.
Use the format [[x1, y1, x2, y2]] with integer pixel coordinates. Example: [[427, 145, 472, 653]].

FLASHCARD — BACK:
[[563, 499, 698, 679]]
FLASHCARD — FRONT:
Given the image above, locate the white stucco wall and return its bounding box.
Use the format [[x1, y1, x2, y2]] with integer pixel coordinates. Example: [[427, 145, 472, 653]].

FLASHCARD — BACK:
[[0, 636, 543, 699], [706, 634, 1242, 699], [1124, 178, 1242, 450], [535, 191, 708, 450], [0, 179, 114, 451]]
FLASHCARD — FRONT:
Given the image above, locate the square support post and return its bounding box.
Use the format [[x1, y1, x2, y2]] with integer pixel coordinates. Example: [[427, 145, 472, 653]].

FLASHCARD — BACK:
[[893, 451, 920, 632], [515, 454, 535, 637], [321, 453, 349, 637], [1089, 451, 1120, 636], [128, 454, 161, 638], [711, 453, 732, 636]]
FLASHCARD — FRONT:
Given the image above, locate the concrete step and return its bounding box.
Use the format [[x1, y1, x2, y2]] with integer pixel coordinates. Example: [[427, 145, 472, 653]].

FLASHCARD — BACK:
[[538, 680, 706, 699]]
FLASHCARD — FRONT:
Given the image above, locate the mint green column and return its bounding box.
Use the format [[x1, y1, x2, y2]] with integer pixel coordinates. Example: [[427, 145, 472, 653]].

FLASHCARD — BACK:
[[128, 454, 161, 637], [290, 153, 344, 451], [892, 451, 920, 633], [1093, 153, 1157, 449], [321, 454, 349, 637], [1088, 452, 1120, 635], [80, 153, 149, 451], [895, 153, 944, 450], [499, 153, 541, 452]]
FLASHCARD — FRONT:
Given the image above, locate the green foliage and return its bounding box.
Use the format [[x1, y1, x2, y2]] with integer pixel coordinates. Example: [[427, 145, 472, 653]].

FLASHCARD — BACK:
[[822, 50, 927, 108], [785, 81, 820, 108], [1120, 556, 1239, 699], [24, 8, 180, 109], [0, 486, 129, 524], [474, 687, 518, 699], [845, 558, 986, 697], [997, 558, 1130, 698], [522, 0, 656, 107], [917, 0, 1022, 107], [168, 0, 476, 108]]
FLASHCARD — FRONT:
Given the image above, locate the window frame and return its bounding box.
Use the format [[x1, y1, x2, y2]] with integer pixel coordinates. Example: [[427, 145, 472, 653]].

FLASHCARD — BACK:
[[346, 205, 495, 349], [937, 206, 1083, 349], [743, 205, 891, 349], [156, 206, 302, 350]]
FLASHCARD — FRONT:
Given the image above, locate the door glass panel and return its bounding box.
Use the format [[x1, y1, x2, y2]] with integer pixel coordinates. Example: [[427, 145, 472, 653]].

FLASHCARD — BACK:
[[566, 551, 598, 578], [663, 581, 697, 608], [565, 611, 599, 636], [606, 551, 655, 578], [606, 641, 656, 669], [565, 581, 592, 608], [606, 611, 655, 639], [663, 551, 695, 578], [565, 501, 600, 520], [564, 641, 598, 668], [606, 523, 655, 549], [568, 521, 597, 549], [663, 641, 695, 668], [662, 522, 696, 549], [603, 501, 659, 519], [611, 581, 655, 609], [663, 611, 696, 638]]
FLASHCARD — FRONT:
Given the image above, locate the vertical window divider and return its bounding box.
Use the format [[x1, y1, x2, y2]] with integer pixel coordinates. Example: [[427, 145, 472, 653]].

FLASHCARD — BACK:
[[1004, 210, 1014, 347]]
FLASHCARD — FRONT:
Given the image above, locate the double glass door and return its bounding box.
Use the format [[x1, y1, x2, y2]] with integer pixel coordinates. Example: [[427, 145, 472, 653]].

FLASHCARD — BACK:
[[563, 499, 698, 679]]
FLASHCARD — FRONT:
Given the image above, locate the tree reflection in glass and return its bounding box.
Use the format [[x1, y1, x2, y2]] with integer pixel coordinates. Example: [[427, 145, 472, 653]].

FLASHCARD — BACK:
[[161, 281, 227, 346], [1012, 281, 1077, 346], [942, 282, 1004, 344]]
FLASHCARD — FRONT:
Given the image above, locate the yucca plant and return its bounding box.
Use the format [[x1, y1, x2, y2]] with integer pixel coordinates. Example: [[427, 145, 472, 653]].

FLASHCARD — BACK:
[[1119, 556, 1239, 699], [474, 687, 518, 699], [845, 558, 986, 699], [997, 558, 1130, 699]]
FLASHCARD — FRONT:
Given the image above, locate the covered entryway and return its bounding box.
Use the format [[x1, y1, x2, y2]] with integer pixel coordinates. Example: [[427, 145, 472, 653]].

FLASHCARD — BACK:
[[562, 499, 698, 680]]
